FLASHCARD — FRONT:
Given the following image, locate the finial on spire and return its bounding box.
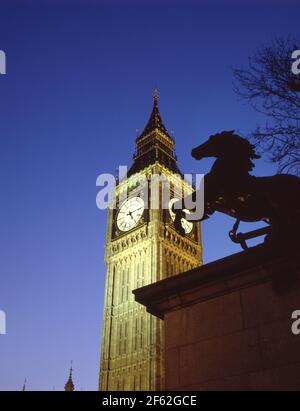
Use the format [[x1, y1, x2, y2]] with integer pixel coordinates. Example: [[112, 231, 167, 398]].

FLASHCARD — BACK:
[[137, 86, 173, 140], [153, 86, 159, 102]]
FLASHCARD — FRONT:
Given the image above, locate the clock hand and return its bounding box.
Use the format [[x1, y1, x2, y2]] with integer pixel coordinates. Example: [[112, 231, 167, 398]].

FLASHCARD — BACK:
[[133, 206, 144, 212], [126, 211, 136, 221], [128, 209, 140, 223]]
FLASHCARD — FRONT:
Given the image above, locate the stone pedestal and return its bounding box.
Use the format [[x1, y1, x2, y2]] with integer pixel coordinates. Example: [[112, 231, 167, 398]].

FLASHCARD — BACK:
[[133, 245, 300, 391]]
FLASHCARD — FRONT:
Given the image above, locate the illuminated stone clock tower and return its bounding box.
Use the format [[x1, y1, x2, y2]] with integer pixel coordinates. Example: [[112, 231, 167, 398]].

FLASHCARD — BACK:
[[99, 90, 203, 391]]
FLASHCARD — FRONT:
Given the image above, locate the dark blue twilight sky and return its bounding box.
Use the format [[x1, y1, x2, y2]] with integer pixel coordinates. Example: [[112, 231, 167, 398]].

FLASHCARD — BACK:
[[0, 0, 298, 391]]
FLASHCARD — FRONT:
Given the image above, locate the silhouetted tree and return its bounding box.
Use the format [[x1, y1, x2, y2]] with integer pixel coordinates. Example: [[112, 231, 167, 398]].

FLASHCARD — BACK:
[[233, 37, 300, 175]]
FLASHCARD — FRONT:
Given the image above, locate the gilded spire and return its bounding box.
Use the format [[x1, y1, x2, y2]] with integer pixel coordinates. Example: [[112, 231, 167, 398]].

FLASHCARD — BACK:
[[64, 362, 75, 392]]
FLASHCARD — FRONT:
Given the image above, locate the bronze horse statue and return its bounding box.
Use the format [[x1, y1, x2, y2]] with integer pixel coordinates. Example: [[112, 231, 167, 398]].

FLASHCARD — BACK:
[[173, 130, 300, 249]]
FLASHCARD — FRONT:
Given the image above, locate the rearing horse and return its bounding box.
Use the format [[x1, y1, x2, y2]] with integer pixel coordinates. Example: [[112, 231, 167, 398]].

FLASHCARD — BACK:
[[173, 130, 300, 248]]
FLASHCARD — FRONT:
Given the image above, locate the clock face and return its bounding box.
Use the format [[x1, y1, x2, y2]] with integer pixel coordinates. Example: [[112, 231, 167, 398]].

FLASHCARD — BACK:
[[169, 198, 193, 234], [117, 197, 145, 232]]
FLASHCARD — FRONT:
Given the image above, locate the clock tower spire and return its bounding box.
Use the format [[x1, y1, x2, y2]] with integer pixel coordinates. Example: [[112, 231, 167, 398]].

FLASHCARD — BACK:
[[99, 91, 203, 391]]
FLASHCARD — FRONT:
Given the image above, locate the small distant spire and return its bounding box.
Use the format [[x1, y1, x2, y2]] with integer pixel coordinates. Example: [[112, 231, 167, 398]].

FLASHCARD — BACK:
[[64, 361, 75, 392], [22, 378, 27, 391]]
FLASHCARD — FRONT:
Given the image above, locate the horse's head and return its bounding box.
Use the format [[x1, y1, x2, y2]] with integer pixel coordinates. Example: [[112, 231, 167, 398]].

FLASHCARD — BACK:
[[191, 130, 260, 161]]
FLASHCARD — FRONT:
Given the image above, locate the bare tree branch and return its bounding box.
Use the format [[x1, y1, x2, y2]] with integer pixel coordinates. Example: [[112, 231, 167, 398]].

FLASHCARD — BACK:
[[233, 37, 300, 175]]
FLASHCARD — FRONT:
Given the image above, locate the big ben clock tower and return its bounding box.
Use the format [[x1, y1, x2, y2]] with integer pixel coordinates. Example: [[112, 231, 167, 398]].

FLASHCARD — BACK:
[[99, 90, 203, 391]]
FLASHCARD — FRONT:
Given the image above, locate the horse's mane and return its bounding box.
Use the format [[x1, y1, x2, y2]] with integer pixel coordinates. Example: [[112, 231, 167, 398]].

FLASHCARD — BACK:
[[212, 130, 260, 159]]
